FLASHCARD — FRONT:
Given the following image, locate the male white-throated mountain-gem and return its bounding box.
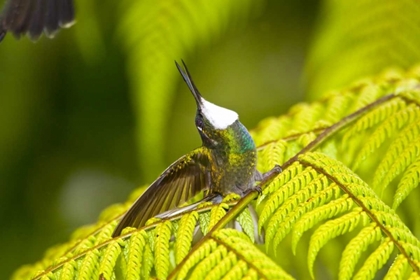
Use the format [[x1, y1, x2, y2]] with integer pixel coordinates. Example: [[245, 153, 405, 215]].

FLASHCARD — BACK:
[[112, 61, 281, 237]]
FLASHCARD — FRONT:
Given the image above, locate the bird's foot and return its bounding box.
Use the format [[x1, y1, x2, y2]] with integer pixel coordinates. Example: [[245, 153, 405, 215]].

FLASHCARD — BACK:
[[249, 165, 282, 198], [262, 164, 282, 179]]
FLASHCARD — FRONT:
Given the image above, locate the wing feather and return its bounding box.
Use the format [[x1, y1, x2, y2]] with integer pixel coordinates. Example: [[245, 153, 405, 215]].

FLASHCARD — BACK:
[[0, 0, 75, 41], [112, 148, 211, 237]]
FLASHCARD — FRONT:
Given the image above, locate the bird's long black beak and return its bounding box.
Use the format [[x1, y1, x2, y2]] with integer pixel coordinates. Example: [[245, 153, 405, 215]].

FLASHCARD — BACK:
[[175, 60, 203, 109]]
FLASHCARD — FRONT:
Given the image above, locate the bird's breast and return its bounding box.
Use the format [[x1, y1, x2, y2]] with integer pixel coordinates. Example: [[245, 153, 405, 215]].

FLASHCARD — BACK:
[[210, 149, 257, 196]]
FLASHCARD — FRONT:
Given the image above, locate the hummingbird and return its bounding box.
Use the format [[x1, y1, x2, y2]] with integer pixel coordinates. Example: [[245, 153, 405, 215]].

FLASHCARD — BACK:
[[0, 0, 75, 42], [112, 61, 281, 237]]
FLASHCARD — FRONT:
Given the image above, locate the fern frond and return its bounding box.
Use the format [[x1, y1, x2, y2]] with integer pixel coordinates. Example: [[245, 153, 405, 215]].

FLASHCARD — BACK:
[[261, 151, 420, 279], [339, 224, 382, 280], [307, 209, 368, 278], [288, 102, 328, 133], [342, 97, 405, 149], [198, 211, 212, 236], [291, 195, 354, 252], [375, 135, 420, 195], [175, 212, 199, 264], [142, 241, 154, 279], [78, 249, 100, 280], [98, 240, 122, 280], [236, 207, 256, 243], [176, 239, 218, 280], [174, 229, 293, 280], [208, 203, 230, 232], [384, 254, 409, 280], [124, 230, 148, 280], [256, 140, 287, 173], [372, 121, 420, 193], [252, 116, 292, 145], [203, 251, 236, 280], [266, 174, 332, 249], [188, 244, 228, 279], [154, 221, 173, 279], [259, 166, 320, 233], [351, 103, 419, 170], [393, 156, 420, 209], [60, 260, 77, 280], [353, 237, 394, 280]]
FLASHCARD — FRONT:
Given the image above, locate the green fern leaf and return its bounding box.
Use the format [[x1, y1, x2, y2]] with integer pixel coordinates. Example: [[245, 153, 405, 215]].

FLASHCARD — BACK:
[[305, 0, 420, 96], [94, 223, 118, 246], [199, 211, 212, 236], [384, 254, 409, 280], [268, 174, 331, 250], [215, 229, 293, 279], [60, 260, 77, 280], [40, 272, 53, 280], [175, 212, 199, 264], [78, 249, 100, 280], [342, 98, 404, 149], [376, 135, 420, 195], [142, 242, 154, 279], [259, 165, 317, 233], [188, 244, 228, 279], [372, 105, 420, 186], [176, 239, 218, 280], [409, 267, 420, 279], [208, 203, 229, 231], [372, 116, 420, 192], [288, 102, 327, 133], [252, 116, 291, 145], [154, 221, 173, 279], [308, 209, 368, 278], [353, 238, 394, 280], [352, 103, 419, 170], [219, 259, 247, 280], [256, 140, 287, 173], [291, 194, 353, 252], [322, 92, 354, 123], [393, 156, 420, 209], [173, 229, 293, 279], [125, 230, 148, 280], [98, 240, 122, 280], [204, 251, 238, 280], [236, 207, 256, 243], [257, 161, 303, 204], [339, 224, 382, 280]]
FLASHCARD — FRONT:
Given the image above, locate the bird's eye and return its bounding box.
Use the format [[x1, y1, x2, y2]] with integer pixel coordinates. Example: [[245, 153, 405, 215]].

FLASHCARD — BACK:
[[196, 115, 204, 129]]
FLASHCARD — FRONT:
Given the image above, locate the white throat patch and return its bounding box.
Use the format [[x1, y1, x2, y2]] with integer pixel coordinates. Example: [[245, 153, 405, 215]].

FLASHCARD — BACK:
[[201, 99, 238, 129]]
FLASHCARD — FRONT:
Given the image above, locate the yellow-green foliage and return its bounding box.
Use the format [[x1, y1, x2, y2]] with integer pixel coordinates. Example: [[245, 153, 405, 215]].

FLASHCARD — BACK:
[[305, 0, 420, 97], [12, 66, 420, 279]]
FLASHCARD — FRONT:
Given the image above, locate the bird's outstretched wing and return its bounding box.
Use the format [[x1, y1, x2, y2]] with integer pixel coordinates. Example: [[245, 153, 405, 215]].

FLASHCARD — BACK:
[[112, 147, 211, 237], [0, 0, 75, 41]]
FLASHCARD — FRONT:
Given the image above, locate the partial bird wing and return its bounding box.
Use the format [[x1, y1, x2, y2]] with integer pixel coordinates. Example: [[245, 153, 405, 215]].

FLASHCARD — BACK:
[[0, 0, 75, 41], [112, 147, 211, 237]]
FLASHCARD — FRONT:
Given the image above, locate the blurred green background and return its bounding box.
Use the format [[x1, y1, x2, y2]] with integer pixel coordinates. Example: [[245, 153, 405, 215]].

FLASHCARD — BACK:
[[0, 1, 316, 277], [1, 0, 420, 278]]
